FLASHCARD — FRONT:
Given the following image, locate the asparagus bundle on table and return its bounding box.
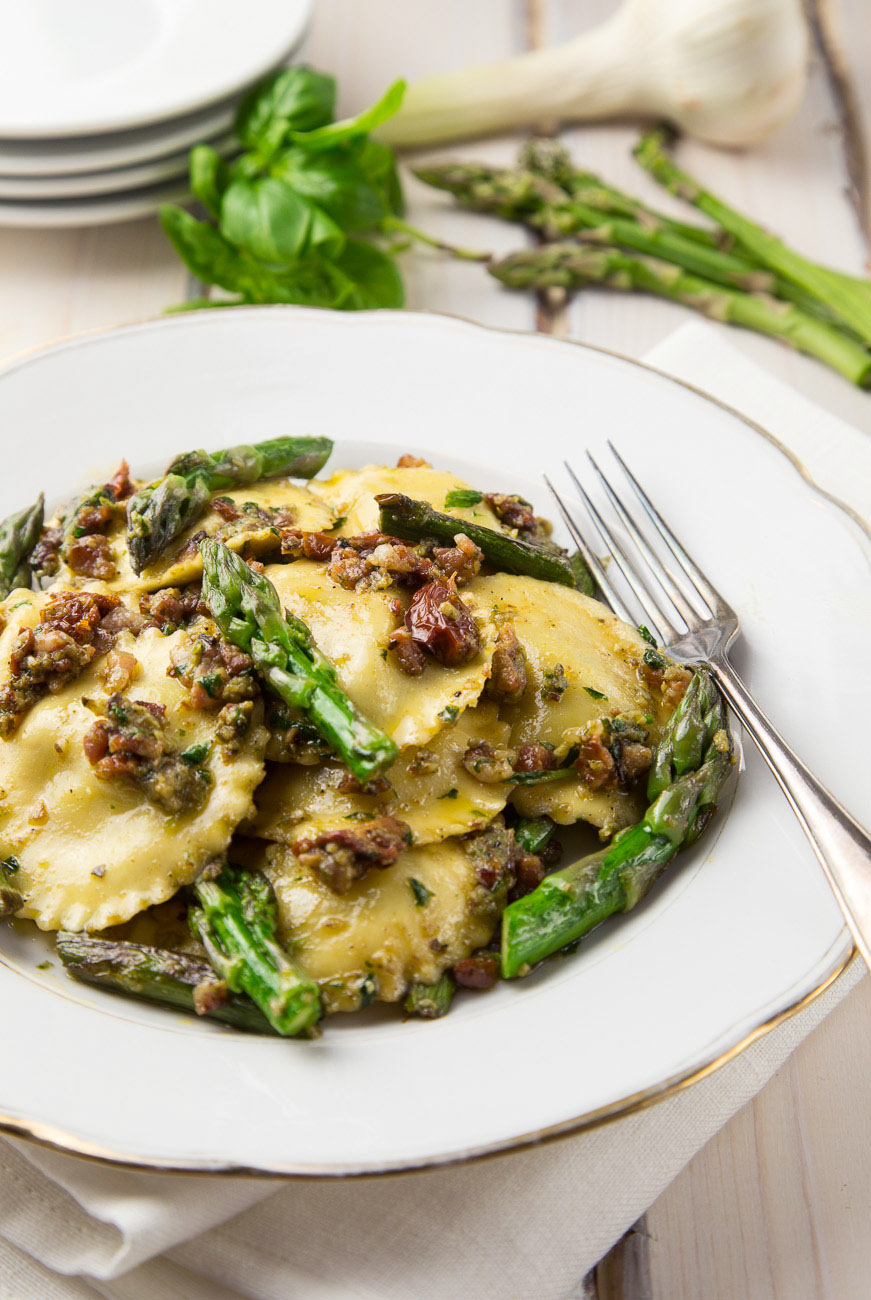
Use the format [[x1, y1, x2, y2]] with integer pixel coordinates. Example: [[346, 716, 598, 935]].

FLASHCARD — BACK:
[[490, 246, 871, 388], [415, 136, 871, 388], [501, 670, 732, 978], [126, 435, 333, 572], [200, 538, 398, 780], [417, 158, 847, 331], [191, 862, 322, 1036], [376, 492, 576, 586], [634, 128, 871, 349], [57, 932, 279, 1034], [0, 495, 44, 599]]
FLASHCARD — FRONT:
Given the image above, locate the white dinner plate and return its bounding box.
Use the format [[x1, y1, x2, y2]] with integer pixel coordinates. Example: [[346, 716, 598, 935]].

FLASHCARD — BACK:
[[0, 0, 312, 138], [0, 102, 234, 178], [0, 134, 234, 200], [0, 308, 862, 1175], [0, 176, 189, 228]]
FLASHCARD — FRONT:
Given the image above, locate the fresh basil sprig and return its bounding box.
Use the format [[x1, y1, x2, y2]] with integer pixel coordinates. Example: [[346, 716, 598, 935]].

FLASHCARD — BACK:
[[161, 68, 409, 312]]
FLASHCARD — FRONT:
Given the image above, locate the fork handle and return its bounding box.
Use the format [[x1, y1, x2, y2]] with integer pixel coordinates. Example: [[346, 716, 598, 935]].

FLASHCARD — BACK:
[[712, 659, 871, 971]]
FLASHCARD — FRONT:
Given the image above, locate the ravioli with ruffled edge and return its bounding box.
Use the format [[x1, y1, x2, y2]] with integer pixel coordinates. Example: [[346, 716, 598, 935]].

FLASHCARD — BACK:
[[0, 454, 688, 1024]]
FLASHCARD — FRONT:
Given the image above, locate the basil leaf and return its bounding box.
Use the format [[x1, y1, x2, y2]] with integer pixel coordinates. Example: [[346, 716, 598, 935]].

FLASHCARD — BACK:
[[289, 79, 405, 152], [306, 204, 347, 259], [220, 178, 313, 262], [329, 239, 405, 309], [235, 68, 336, 153], [190, 144, 229, 219], [354, 138, 404, 215], [271, 148, 387, 231], [160, 206, 261, 295]]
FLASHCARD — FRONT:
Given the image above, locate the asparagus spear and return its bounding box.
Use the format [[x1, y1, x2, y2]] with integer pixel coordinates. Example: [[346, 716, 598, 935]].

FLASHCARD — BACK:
[[126, 435, 333, 573], [376, 492, 576, 586], [520, 139, 722, 248], [200, 538, 398, 780], [634, 128, 871, 347], [490, 246, 871, 389], [0, 495, 44, 599], [417, 161, 854, 331], [404, 972, 455, 1019], [191, 862, 322, 1036], [569, 550, 595, 597], [0, 887, 22, 919], [501, 671, 732, 977], [56, 932, 278, 1033]]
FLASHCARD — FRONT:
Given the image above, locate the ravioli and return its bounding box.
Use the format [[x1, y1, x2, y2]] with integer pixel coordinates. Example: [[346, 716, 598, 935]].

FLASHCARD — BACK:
[[255, 834, 507, 1012], [53, 480, 335, 595], [265, 560, 497, 747], [310, 464, 508, 536], [465, 575, 670, 832], [0, 592, 266, 932], [252, 702, 512, 847]]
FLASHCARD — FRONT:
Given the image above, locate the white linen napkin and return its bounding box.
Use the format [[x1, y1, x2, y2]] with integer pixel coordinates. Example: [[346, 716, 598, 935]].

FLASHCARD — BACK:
[[1, 323, 867, 1300]]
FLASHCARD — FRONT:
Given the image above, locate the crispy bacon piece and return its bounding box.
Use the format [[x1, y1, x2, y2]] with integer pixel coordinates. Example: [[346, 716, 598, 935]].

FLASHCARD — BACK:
[[294, 816, 412, 893], [486, 624, 527, 704], [0, 589, 121, 736], [64, 534, 116, 579], [169, 631, 258, 711], [453, 955, 498, 990], [514, 743, 556, 773], [83, 693, 208, 815]]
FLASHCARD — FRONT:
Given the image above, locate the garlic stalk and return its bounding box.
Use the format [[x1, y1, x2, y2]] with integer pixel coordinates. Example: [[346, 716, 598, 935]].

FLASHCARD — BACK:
[[380, 0, 808, 150]]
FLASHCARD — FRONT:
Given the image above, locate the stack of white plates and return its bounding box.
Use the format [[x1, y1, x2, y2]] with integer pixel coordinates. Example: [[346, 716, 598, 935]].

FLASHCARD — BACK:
[[0, 0, 312, 228]]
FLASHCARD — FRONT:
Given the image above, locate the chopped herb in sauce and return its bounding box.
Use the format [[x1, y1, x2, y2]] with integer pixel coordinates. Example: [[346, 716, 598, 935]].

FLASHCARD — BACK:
[[444, 488, 484, 508], [408, 876, 433, 907]]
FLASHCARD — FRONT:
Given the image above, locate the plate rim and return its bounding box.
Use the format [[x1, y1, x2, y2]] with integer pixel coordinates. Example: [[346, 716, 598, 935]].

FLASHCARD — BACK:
[[0, 305, 859, 1177], [0, 2, 313, 140]]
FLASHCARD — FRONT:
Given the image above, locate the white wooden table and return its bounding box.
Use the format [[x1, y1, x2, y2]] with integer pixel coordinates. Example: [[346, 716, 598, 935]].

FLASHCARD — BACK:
[[1, 2, 869, 1294]]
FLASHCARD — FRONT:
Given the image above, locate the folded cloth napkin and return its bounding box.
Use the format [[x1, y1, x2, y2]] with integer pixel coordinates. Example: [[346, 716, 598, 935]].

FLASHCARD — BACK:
[[1, 323, 867, 1300]]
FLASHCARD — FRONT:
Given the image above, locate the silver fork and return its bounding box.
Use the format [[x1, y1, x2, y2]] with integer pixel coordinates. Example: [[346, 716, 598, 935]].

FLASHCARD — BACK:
[[546, 444, 871, 972]]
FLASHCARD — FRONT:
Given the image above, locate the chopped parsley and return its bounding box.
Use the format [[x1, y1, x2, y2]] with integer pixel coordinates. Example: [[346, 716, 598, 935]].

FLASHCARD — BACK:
[[584, 686, 608, 701], [108, 698, 129, 724], [541, 664, 568, 702], [638, 625, 658, 646], [438, 705, 460, 723], [408, 877, 433, 907], [643, 648, 667, 671], [444, 488, 484, 508], [1, 855, 21, 877], [180, 742, 210, 766], [199, 673, 222, 698], [438, 787, 459, 800]]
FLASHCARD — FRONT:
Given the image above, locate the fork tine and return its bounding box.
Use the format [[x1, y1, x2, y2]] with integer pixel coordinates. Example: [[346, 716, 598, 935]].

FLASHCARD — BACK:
[[586, 451, 711, 626], [563, 462, 682, 643], [543, 476, 636, 626], [608, 442, 731, 617]]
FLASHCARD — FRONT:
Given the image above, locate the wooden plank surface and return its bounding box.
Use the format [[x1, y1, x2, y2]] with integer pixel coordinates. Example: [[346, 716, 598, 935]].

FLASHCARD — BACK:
[[0, 1, 868, 1295]]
